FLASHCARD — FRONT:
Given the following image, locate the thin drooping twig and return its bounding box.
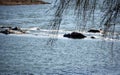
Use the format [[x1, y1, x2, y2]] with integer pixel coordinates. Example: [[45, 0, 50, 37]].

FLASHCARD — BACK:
[[49, 0, 71, 35], [46, 0, 120, 65], [49, 0, 119, 35], [47, 0, 71, 46], [101, 0, 120, 37], [47, 0, 119, 46]]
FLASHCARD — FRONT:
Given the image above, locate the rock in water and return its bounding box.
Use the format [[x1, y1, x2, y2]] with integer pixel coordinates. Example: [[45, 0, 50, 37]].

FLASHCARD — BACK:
[[91, 36, 96, 39], [63, 32, 86, 39], [0, 26, 26, 34], [12, 27, 20, 30], [0, 29, 10, 34], [88, 29, 100, 33]]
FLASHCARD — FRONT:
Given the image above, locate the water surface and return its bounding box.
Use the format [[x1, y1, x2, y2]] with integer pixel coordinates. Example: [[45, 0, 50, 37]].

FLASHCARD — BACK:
[[0, 4, 120, 75]]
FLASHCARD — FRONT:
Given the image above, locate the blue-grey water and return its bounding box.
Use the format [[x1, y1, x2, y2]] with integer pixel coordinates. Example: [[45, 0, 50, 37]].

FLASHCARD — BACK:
[[0, 4, 120, 75]]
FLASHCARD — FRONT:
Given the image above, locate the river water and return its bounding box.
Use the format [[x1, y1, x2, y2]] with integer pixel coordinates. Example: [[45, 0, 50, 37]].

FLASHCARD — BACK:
[[0, 4, 120, 75]]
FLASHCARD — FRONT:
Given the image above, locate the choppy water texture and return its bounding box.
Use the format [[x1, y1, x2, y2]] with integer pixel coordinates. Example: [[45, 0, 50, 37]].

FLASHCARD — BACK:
[[0, 4, 120, 75]]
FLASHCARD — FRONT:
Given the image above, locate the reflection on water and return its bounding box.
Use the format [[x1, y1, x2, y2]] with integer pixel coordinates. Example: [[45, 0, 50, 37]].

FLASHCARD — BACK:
[[0, 5, 120, 75]]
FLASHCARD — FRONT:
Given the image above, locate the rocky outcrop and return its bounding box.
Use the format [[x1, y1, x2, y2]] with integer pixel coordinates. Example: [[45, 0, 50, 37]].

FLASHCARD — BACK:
[[0, 26, 25, 34], [0, 0, 50, 5], [63, 32, 86, 39]]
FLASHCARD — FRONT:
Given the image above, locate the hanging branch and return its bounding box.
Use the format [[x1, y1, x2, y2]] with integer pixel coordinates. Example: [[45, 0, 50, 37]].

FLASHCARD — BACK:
[[47, 0, 71, 46], [49, 0, 119, 37], [101, 0, 120, 36], [49, 0, 71, 35]]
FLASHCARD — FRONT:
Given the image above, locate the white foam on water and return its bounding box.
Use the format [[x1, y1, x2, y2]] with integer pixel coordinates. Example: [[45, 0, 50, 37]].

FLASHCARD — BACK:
[[1, 27, 119, 41]]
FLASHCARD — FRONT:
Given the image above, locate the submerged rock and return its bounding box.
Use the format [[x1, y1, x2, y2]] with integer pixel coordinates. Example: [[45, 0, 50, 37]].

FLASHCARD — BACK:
[[63, 32, 86, 39]]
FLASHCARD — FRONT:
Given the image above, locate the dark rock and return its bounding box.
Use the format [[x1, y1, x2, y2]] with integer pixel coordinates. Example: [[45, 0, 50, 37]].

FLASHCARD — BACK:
[[88, 29, 100, 33], [91, 36, 95, 39], [0, 26, 26, 34], [0, 26, 12, 29], [12, 27, 20, 30], [63, 32, 86, 39], [0, 29, 10, 34], [64, 33, 71, 37]]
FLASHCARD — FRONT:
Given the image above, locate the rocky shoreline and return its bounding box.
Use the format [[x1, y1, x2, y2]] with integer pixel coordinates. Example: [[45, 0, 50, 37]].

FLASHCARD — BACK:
[[0, 0, 50, 5]]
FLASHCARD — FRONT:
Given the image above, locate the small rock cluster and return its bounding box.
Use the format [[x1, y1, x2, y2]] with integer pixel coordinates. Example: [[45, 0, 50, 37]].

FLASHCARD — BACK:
[[0, 26, 25, 34], [63, 29, 103, 39]]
